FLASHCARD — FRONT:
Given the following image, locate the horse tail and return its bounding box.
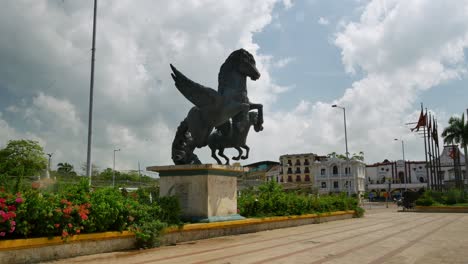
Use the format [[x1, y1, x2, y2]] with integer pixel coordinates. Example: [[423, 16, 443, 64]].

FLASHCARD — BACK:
[[171, 119, 193, 165]]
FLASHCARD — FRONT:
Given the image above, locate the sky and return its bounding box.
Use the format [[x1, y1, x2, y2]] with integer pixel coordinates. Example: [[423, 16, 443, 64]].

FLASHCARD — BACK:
[[0, 0, 467, 174]]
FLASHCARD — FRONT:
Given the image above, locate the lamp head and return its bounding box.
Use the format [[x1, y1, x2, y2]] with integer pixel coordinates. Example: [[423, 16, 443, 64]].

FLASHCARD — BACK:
[[331, 104, 337, 108]]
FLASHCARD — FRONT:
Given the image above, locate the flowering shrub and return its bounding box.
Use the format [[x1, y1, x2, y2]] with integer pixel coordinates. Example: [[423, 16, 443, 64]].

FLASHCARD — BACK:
[[0, 189, 23, 237], [1, 181, 180, 247]]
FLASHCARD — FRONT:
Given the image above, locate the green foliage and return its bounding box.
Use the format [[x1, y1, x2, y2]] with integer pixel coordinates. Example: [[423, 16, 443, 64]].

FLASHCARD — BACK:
[[415, 191, 435, 206], [0, 140, 47, 177], [415, 189, 467, 206], [57, 162, 76, 176], [238, 181, 363, 218], [327, 151, 365, 161], [131, 220, 166, 249], [0, 140, 47, 192], [1, 183, 181, 248]]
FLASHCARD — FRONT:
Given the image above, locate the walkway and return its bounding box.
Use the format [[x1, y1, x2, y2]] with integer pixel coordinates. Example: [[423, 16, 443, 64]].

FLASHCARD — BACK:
[[48, 204, 468, 264]]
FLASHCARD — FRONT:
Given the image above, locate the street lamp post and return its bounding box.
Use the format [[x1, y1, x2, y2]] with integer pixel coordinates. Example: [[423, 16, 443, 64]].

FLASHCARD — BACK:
[[113, 149, 121, 188], [46, 153, 53, 179], [332, 104, 351, 196], [394, 138, 407, 192]]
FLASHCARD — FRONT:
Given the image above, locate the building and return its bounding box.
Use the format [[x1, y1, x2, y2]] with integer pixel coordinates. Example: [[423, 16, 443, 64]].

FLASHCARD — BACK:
[[314, 155, 366, 195], [279, 153, 366, 194], [366, 145, 466, 197], [238, 161, 280, 191], [439, 145, 466, 187], [366, 160, 428, 197]]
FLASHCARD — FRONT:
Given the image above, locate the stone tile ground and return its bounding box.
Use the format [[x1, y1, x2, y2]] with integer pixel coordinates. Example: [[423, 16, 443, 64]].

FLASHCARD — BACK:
[[47, 204, 468, 264]]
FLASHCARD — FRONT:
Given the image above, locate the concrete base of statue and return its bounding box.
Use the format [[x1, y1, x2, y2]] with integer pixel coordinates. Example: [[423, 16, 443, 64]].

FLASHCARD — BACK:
[[146, 164, 245, 223]]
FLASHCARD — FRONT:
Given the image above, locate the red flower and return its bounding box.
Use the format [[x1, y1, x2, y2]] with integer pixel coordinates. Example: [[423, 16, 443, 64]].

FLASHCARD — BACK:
[[68, 223, 73, 228], [62, 230, 68, 237], [54, 224, 60, 228], [0, 232, 5, 237], [15, 197, 23, 204]]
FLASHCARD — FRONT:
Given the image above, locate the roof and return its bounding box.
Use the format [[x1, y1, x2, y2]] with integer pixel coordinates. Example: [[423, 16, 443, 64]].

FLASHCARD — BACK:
[[243, 160, 280, 168]]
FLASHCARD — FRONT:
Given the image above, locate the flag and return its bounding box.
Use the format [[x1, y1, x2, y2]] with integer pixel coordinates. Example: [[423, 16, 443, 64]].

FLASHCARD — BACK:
[[449, 146, 457, 160], [432, 117, 439, 147], [411, 110, 427, 132]]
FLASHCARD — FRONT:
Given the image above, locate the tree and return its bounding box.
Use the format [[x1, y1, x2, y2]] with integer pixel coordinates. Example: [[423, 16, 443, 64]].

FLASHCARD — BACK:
[[327, 151, 365, 161], [0, 139, 47, 177], [442, 113, 468, 181], [57, 162, 76, 176], [80, 162, 100, 176]]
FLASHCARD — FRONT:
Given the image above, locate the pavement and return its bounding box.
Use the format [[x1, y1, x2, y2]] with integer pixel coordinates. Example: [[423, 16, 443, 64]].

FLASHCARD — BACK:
[[46, 204, 468, 264]]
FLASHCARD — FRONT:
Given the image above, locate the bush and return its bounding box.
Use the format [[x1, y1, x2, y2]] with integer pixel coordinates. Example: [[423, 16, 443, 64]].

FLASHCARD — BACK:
[[238, 181, 362, 218], [1, 184, 181, 248], [415, 195, 434, 206]]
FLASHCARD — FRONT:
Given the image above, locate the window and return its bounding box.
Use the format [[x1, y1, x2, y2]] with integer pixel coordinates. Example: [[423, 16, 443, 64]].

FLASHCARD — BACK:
[[333, 181, 339, 189], [295, 175, 301, 182], [345, 167, 351, 175], [295, 167, 301, 173], [280, 177, 284, 182], [287, 168, 292, 174], [304, 159, 310, 165], [287, 175, 293, 182], [305, 175, 310, 182], [288, 159, 292, 166], [321, 182, 327, 188], [321, 168, 326, 175], [295, 160, 301, 166], [304, 167, 310, 173], [333, 166, 338, 175]]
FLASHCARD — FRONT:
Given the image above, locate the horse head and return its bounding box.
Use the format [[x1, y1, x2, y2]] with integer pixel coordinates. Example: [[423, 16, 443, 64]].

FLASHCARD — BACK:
[[224, 49, 261, 81], [249, 111, 263, 132]]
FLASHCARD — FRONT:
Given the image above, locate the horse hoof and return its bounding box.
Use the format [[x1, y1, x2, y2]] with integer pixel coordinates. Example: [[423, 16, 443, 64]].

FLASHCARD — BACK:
[[232, 157, 240, 160], [241, 156, 247, 160]]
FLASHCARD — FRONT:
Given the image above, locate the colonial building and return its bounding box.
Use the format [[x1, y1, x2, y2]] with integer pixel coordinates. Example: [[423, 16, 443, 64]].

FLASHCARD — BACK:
[[439, 145, 466, 187], [279, 153, 366, 195], [238, 161, 280, 191], [366, 160, 428, 196], [366, 145, 466, 196]]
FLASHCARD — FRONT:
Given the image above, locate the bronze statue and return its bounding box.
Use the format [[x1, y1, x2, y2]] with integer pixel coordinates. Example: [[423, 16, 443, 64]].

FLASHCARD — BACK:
[[170, 49, 263, 165]]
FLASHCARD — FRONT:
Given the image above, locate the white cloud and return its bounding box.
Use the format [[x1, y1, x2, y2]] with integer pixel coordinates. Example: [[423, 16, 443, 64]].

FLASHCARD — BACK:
[[0, 0, 287, 170], [282, 0, 294, 10], [273, 57, 295, 68], [245, 0, 468, 164], [318, 17, 329, 25]]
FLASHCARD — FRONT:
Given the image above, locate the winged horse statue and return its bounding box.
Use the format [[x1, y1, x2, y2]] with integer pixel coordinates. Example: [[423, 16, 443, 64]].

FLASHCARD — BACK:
[[170, 49, 264, 165]]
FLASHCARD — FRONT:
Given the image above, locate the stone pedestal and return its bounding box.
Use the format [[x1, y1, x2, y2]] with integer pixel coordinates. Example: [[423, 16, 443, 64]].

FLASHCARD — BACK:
[[146, 164, 245, 222]]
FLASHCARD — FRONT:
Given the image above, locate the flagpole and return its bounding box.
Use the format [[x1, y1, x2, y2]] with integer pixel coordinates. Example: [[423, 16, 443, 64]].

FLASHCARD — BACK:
[[86, 0, 98, 186], [430, 116, 437, 190]]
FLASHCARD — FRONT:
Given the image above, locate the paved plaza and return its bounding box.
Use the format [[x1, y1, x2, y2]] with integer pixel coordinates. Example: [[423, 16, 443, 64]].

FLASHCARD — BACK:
[[48, 204, 468, 264]]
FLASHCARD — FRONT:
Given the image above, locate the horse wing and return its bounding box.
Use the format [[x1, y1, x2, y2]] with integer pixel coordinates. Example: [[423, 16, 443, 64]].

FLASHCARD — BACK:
[[170, 64, 221, 108]]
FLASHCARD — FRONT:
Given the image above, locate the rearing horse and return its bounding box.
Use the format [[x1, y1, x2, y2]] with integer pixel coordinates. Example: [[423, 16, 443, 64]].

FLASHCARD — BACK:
[[170, 49, 263, 165], [208, 111, 262, 165]]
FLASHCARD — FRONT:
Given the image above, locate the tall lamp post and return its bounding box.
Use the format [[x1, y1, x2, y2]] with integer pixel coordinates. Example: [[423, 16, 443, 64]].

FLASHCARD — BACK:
[[394, 138, 407, 192], [46, 153, 53, 179], [86, 0, 98, 186], [113, 149, 121, 188], [332, 104, 351, 196]]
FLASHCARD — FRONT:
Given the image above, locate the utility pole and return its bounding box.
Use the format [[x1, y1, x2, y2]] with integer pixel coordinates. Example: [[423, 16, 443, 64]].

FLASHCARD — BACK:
[[86, 0, 98, 186]]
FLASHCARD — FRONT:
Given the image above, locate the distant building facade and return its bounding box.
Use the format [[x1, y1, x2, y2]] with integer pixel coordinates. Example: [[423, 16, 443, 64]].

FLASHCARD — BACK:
[[279, 153, 365, 194], [366, 145, 466, 196], [238, 161, 280, 191]]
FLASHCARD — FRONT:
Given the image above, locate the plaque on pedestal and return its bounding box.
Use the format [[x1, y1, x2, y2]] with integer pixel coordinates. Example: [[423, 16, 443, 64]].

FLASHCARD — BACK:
[[147, 164, 245, 222]]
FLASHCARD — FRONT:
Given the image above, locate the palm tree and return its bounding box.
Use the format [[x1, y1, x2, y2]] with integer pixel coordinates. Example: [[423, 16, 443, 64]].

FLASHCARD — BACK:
[[441, 113, 468, 181], [57, 162, 75, 175]]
